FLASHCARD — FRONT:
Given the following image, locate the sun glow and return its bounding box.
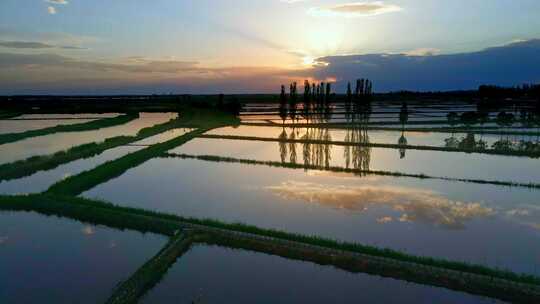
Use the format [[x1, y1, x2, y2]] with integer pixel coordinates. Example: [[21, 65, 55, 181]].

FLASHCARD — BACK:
[[302, 56, 315, 66], [307, 25, 345, 53]]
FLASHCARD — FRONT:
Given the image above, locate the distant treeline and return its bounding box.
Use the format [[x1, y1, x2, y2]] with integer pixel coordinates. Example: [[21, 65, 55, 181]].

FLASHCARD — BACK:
[[1, 83, 539, 110], [478, 84, 540, 99], [0, 94, 244, 115]]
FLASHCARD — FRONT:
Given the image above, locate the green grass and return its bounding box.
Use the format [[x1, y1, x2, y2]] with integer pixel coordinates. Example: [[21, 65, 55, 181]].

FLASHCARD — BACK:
[[106, 233, 193, 304], [46, 108, 239, 196], [1, 106, 538, 302], [0, 194, 180, 236], [240, 121, 540, 136], [0, 111, 22, 119], [1, 193, 538, 286], [0, 113, 139, 145], [164, 153, 540, 189], [45, 129, 207, 196], [199, 134, 540, 158], [0, 116, 191, 182], [0, 107, 239, 183]]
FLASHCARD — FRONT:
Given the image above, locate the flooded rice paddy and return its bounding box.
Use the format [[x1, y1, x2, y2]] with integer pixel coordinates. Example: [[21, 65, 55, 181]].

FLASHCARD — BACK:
[[0, 112, 177, 164], [0, 146, 143, 194], [82, 156, 540, 275], [141, 245, 502, 304], [0, 113, 122, 134], [1, 105, 539, 302], [169, 137, 540, 183], [0, 212, 166, 303]]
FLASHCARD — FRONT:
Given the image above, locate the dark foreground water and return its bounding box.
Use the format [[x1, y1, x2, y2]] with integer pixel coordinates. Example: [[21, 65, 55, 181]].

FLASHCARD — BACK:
[[82, 158, 540, 276], [141, 245, 503, 304], [0, 212, 166, 303]]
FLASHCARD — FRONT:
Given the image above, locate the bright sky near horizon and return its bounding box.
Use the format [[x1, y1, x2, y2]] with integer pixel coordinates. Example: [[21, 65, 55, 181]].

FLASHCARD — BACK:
[[1, 0, 540, 94]]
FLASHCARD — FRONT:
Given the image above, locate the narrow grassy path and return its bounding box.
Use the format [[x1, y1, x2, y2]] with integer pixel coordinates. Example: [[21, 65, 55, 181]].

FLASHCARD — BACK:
[[2, 107, 538, 302], [0, 113, 139, 145], [201, 232, 540, 304], [164, 153, 540, 189], [1, 194, 538, 287], [46, 128, 208, 196], [0, 116, 190, 182], [106, 232, 194, 304], [241, 122, 540, 136], [0, 111, 22, 119], [0, 194, 180, 235], [1, 194, 538, 303], [199, 134, 540, 158], [45, 108, 240, 196]]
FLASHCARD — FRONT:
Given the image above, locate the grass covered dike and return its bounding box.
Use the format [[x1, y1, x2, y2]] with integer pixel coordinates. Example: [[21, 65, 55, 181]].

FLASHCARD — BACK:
[[0, 194, 540, 294], [0, 116, 184, 182], [46, 108, 239, 196], [200, 133, 540, 158], [27, 106, 538, 286], [1, 105, 539, 302], [165, 153, 540, 189], [0, 107, 238, 183], [0, 113, 139, 145], [242, 121, 540, 136]]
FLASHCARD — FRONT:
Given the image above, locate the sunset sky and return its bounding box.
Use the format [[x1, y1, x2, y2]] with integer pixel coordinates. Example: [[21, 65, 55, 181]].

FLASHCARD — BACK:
[[1, 0, 540, 94]]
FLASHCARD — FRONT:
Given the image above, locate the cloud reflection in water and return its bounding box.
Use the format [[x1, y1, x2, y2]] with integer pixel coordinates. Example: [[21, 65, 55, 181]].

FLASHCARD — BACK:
[[267, 181, 494, 229]]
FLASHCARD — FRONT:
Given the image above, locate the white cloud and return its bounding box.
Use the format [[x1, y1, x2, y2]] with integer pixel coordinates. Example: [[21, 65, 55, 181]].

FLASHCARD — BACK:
[[46, 0, 69, 4], [309, 1, 402, 17], [48, 6, 57, 14], [377, 216, 393, 223], [82, 226, 95, 235], [403, 48, 441, 56], [0, 40, 86, 49]]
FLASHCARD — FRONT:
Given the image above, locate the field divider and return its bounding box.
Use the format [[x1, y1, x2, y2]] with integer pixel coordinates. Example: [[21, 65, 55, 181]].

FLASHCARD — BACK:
[[240, 122, 540, 136], [106, 231, 194, 304], [0, 113, 140, 146], [45, 128, 208, 196], [0, 116, 188, 182], [195, 229, 540, 304], [163, 153, 540, 189], [198, 134, 540, 158], [1, 193, 539, 303]]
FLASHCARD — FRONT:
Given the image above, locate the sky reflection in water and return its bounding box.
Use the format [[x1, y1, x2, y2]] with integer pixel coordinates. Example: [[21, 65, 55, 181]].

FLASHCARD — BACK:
[[82, 157, 540, 275], [267, 181, 494, 229]]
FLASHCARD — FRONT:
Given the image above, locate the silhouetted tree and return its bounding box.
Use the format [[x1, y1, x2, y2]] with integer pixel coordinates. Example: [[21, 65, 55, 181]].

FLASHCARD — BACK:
[[303, 80, 311, 119], [279, 85, 288, 124], [496, 111, 515, 128], [460, 112, 479, 127], [325, 83, 331, 106], [345, 82, 352, 122], [289, 82, 298, 122], [447, 112, 459, 127], [319, 82, 325, 107], [399, 102, 409, 127], [311, 83, 316, 103]]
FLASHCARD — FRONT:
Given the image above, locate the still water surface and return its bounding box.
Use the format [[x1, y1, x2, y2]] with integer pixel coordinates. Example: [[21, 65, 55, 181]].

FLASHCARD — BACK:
[[0, 146, 142, 194], [141, 245, 503, 304], [171, 137, 540, 183], [0, 212, 166, 303], [0, 112, 177, 164], [82, 158, 540, 275]]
